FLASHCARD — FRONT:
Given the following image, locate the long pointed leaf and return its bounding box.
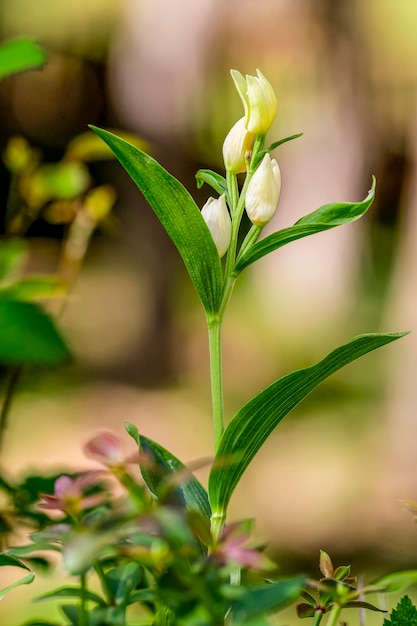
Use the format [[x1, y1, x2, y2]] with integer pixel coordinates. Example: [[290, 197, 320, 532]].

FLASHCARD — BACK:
[[90, 127, 223, 315], [209, 332, 407, 514], [0, 572, 34, 600], [125, 423, 211, 521], [235, 177, 375, 274]]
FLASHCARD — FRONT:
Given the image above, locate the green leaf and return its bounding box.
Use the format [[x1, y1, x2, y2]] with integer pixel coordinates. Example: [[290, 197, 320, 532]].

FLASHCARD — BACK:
[[343, 600, 386, 613], [0, 300, 71, 365], [267, 133, 304, 152], [231, 577, 305, 623], [0, 277, 66, 301], [106, 563, 142, 606], [35, 586, 105, 605], [0, 239, 27, 282], [251, 133, 303, 170], [209, 331, 407, 514], [90, 127, 223, 315], [0, 553, 30, 570], [383, 595, 417, 625], [195, 169, 228, 197], [367, 570, 417, 594], [0, 572, 34, 600], [235, 177, 376, 274], [0, 38, 46, 80], [125, 422, 211, 522]]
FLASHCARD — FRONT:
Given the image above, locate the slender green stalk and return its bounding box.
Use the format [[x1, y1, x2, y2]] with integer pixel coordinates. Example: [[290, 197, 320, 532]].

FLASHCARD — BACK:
[[210, 510, 226, 544], [0, 365, 22, 453], [326, 603, 342, 626], [94, 561, 114, 606], [79, 573, 88, 626], [208, 316, 224, 452], [311, 608, 325, 626]]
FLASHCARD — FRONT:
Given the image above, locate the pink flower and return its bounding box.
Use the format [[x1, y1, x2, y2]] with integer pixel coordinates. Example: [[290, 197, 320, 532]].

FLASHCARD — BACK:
[[84, 431, 139, 470], [40, 472, 105, 517], [213, 522, 274, 571]]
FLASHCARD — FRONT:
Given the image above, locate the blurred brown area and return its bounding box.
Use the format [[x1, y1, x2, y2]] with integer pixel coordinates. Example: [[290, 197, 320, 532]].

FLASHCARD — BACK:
[[1, 0, 417, 613]]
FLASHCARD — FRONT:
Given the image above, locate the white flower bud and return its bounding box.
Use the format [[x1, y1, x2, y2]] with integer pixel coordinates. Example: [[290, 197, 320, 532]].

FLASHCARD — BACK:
[[222, 117, 254, 174], [245, 154, 281, 226], [201, 194, 232, 258], [231, 69, 277, 135]]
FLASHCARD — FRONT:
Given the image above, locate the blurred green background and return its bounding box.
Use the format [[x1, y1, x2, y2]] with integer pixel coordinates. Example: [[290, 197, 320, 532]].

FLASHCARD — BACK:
[[1, 0, 417, 622]]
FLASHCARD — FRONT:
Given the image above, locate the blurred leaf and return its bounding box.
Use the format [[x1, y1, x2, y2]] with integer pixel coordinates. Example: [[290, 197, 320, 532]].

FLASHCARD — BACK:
[[90, 127, 223, 315], [0, 300, 70, 365], [0, 239, 27, 282], [60, 605, 78, 626], [126, 423, 211, 522], [367, 570, 417, 594], [0, 572, 34, 600], [65, 130, 148, 162], [36, 586, 105, 605], [0, 554, 30, 570], [0, 277, 66, 301], [343, 600, 386, 612], [209, 332, 407, 514], [296, 602, 316, 618], [0, 39, 46, 80], [106, 563, 141, 606], [235, 177, 376, 273], [231, 577, 305, 623], [24, 162, 90, 209]]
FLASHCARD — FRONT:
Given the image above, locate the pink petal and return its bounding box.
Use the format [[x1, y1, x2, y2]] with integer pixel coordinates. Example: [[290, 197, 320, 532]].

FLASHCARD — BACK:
[[84, 432, 123, 465]]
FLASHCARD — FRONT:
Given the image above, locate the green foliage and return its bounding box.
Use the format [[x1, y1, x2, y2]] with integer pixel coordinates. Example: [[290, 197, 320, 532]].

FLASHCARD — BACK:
[[383, 595, 417, 625], [89, 126, 223, 316], [126, 422, 211, 522], [208, 332, 407, 514], [234, 176, 376, 273], [0, 299, 70, 365], [0, 38, 46, 80]]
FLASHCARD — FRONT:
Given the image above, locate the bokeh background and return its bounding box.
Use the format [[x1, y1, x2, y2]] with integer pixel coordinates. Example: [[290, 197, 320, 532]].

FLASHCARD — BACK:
[[1, 0, 417, 622]]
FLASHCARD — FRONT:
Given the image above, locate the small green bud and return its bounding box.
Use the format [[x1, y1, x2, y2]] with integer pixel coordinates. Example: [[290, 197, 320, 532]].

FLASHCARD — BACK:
[[201, 194, 232, 258], [222, 117, 254, 174], [245, 153, 281, 226], [231, 69, 277, 135]]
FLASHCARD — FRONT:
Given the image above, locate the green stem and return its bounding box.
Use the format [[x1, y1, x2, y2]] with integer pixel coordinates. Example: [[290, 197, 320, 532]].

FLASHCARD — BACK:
[[326, 603, 342, 626], [79, 573, 88, 626], [94, 561, 114, 606], [311, 608, 325, 626], [210, 511, 226, 544], [208, 316, 224, 452], [0, 366, 22, 453]]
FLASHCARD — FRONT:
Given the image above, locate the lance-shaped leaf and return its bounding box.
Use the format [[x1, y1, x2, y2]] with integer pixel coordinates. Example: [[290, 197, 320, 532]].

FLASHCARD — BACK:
[[125, 423, 211, 521], [209, 332, 407, 514], [234, 177, 376, 274], [90, 127, 223, 315], [0, 572, 35, 600], [0, 39, 46, 80]]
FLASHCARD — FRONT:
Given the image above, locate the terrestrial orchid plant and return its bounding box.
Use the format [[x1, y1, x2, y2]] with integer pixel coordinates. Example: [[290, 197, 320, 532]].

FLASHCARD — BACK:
[[1, 38, 417, 626]]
